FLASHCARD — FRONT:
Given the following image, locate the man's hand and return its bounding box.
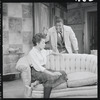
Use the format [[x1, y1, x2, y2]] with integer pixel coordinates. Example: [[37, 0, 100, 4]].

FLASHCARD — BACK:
[[52, 51, 61, 55], [60, 50, 67, 53], [74, 50, 78, 54], [44, 69, 62, 77], [52, 72, 62, 76], [31, 80, 39, 88]]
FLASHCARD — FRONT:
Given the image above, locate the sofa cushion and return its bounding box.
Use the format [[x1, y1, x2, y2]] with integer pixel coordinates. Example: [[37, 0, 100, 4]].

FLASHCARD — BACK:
[[32, 82, 67, 91], [67, 71, 97, 88]]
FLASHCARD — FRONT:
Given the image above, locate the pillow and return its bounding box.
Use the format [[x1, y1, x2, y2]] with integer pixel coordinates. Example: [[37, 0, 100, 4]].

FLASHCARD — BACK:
[[16, 56, 31, 85], [16, 56, 29, 72], [67, 72, 97, 88]]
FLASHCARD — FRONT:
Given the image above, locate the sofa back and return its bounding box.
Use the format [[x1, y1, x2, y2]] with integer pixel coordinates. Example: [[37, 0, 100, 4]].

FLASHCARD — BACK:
[[16, 54, 97, 86], [46, 54, 97, 74]]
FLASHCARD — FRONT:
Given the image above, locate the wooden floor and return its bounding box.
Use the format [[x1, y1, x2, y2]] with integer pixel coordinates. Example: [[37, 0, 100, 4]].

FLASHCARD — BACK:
[[3, 75, 97, 98], [3, 78, 25, 98]]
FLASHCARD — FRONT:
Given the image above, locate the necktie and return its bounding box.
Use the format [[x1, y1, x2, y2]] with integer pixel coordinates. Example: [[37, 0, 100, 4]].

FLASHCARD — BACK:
[[58, 32, 63, 42]]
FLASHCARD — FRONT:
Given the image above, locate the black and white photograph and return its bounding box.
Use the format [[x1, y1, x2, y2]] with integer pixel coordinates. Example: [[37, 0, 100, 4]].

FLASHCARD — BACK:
[[2, 1, 98, 98]]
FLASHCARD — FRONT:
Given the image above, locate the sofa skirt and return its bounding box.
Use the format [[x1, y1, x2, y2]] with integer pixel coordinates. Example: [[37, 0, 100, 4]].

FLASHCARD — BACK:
[[31, 85, 97, 98]]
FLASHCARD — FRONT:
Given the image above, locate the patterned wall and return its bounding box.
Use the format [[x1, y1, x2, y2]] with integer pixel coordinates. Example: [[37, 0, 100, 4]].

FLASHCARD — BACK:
[[3, 3, 33, 75], [67, 3, 97, 53], [67, 3, 84, 53], [67, 9, 83, 25], [55, 6, 67, 25]]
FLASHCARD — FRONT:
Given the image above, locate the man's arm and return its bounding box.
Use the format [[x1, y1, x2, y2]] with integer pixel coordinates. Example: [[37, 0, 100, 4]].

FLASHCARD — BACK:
[[74, 50, 78, 54], [29, 51, 62, 76], [28, 53, 46, 72], [43, 69, 62, 76], [69, 27, 79, 53]]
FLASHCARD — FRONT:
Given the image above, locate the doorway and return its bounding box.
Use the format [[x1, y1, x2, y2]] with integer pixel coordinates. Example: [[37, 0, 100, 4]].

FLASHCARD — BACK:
[[87, 11, 97, 53]]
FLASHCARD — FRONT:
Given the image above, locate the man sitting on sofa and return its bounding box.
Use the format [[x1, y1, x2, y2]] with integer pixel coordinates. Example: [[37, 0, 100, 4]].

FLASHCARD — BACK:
[[27, 33, 68, 98]]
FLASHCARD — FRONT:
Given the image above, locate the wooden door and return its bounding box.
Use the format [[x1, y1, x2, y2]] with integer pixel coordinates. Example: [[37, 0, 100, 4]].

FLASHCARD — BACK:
[[87, 11, 97, 51]]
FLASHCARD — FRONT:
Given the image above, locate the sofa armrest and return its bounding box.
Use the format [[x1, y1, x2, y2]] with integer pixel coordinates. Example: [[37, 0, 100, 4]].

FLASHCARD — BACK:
[[16, 65, 31, 86], [16, 56, 31, 86], [88, 55, 97, 74], [24, 85, 32, 98]]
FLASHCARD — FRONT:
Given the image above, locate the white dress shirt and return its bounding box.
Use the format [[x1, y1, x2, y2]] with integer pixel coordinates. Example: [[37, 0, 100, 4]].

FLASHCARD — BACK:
[[28, 47, 53, 72]]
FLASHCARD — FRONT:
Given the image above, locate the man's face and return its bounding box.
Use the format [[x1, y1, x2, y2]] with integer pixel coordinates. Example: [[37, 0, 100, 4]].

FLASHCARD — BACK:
[[55, 22, 63, 33], [37, 39, 46, 50]]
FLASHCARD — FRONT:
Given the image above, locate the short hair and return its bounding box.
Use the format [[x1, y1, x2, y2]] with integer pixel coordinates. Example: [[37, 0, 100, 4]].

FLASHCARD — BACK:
[[32, 33, 46, 46], [55, 17, 63, 25]]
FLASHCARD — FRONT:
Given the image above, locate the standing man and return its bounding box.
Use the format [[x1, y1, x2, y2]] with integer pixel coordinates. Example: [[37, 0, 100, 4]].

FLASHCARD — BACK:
[[45, 17, 79, 54]]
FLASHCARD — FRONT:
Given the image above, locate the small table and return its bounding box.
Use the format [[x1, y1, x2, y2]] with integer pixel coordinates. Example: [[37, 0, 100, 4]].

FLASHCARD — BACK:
[[3, 53, 24, 80]]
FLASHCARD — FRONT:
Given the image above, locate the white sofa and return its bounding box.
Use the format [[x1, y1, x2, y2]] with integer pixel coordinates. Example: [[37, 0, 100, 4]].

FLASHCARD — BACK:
[[16, 54, 97, 98]]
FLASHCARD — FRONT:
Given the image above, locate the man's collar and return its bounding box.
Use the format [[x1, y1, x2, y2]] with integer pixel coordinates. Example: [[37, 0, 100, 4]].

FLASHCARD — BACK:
[[54, 25, 64, 33]]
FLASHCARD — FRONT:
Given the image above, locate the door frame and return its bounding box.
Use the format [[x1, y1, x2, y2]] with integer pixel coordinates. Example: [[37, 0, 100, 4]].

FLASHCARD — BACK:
[[84, 6, 97, 54]]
